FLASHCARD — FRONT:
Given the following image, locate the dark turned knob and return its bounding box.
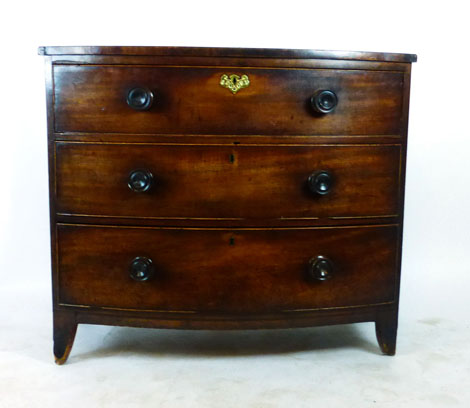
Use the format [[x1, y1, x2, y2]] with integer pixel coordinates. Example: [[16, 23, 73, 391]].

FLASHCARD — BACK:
[[129, 256, 154, 282], [127, 87, 154, 111], [308, 256, 334, 281], [128, 169, 153, 192], [308, 170, 332, 195], [311, 90, 338, 114]]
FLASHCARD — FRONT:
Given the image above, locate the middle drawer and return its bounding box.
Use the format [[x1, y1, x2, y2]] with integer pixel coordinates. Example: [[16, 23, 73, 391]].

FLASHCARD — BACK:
[[55, 143, 401, 221]]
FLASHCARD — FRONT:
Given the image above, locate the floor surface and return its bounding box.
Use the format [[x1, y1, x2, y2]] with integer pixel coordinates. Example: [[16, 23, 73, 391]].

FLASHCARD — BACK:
[[1, 284, 469, 408]]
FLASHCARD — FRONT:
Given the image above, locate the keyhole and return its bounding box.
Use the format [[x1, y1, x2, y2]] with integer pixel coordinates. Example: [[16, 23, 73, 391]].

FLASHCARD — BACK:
[[229, 153, 235, 163], [229, 237, 235, 245]]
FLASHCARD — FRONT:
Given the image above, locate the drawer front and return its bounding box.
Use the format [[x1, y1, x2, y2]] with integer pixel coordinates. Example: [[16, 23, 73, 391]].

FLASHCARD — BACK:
[[54, 66, 404, 135], [55, 143, 401, 220], [57, 224, 398, 313]]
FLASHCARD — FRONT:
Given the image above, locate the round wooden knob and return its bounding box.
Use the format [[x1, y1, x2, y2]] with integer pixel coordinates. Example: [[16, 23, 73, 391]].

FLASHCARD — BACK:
[[129, 256, 154, 282], [308, 171, 332, 195], [128, 169, 153, 192], [308, 256, 334, 281], [127, 87, 154, 111], [311, 90, 338, 114]]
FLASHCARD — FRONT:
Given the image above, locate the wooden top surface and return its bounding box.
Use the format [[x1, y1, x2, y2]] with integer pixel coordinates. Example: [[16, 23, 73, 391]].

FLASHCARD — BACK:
[[38, 45, 417, 63]]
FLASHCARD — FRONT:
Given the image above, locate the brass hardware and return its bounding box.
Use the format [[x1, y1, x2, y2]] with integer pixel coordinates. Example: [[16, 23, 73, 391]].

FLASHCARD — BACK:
[[220, 74, 250, 94]]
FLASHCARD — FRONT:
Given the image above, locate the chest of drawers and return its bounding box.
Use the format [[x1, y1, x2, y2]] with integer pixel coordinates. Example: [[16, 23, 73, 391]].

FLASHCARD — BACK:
[[39, 46, 416, 364]]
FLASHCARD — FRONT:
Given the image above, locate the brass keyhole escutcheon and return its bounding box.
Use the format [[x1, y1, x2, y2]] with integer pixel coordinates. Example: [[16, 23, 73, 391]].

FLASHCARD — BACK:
[[220, 74, 250, 94]]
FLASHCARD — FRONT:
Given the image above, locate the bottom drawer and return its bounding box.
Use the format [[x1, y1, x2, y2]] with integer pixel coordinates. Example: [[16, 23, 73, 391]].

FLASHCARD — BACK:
[[57, 224, 398, 314]]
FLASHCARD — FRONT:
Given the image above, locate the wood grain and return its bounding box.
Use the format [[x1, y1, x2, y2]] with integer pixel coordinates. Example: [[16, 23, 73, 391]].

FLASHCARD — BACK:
[[54, 66, 404, 135], [39, 45, 415, 362], [55, 143, 401, 222], [57, 224, 398, 313]]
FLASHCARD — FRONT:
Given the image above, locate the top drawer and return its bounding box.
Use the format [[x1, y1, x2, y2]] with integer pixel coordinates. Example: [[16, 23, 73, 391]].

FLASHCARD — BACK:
[[53, 66, 404, 135]]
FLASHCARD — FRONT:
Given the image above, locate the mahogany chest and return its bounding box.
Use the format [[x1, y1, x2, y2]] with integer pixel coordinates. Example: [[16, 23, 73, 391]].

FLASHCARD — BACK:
[[39, 46, 416, 364]]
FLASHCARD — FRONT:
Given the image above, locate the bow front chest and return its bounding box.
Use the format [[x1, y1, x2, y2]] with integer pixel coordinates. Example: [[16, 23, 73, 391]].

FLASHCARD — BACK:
[[39, 46, 416, 364]]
